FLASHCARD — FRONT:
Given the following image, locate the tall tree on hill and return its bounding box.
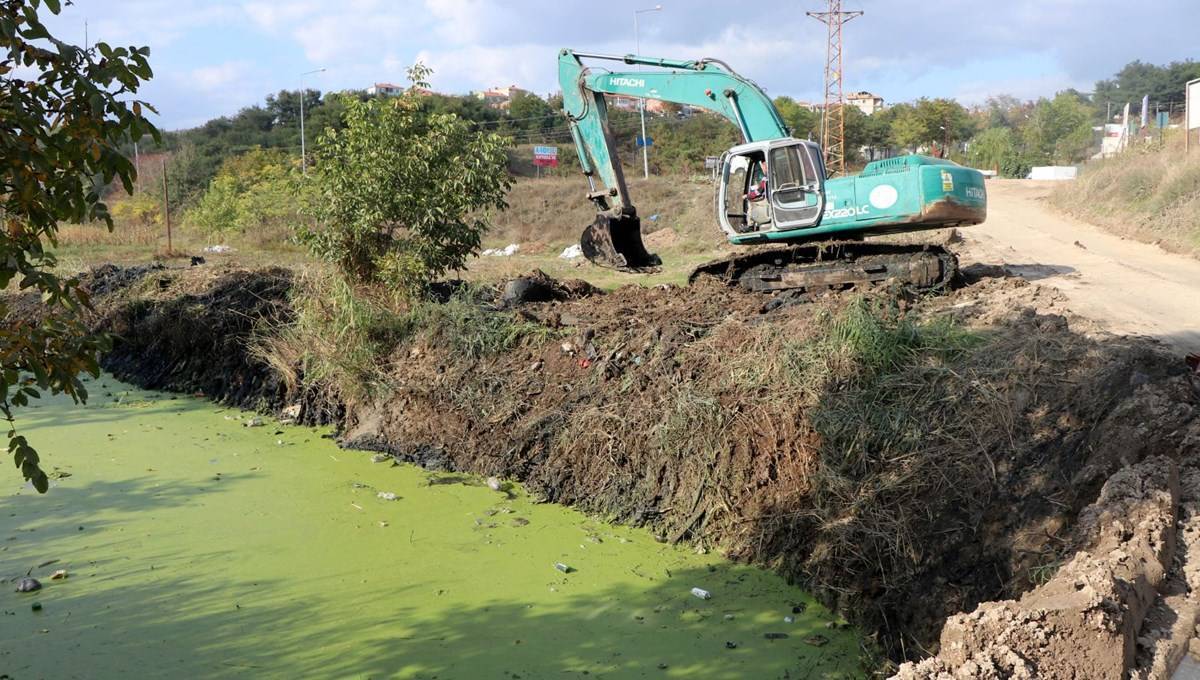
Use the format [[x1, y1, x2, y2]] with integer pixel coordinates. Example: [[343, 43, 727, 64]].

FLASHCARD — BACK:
[[0, 0, 160, 491]]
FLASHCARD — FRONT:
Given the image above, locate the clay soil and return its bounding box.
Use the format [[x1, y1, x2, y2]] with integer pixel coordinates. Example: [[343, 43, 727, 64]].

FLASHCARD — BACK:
[[18, 262, 1200, 678]]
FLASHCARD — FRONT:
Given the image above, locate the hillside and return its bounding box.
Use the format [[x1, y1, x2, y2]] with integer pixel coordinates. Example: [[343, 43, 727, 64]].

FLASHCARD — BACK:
[[1049, 134, 1200, 258]]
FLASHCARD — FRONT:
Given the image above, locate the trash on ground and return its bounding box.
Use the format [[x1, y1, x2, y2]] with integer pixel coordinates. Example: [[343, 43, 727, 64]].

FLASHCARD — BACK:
[[203, 244, 234, 254], [559, 244, 583, 259], [481, 243, 520, 257]]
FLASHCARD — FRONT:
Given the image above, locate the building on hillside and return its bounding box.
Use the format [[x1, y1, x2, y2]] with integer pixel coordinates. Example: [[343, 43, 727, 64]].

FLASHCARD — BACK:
[[847, 91, 884, 115], [476, 84, 532, 110], [367, 82, 404, 97]]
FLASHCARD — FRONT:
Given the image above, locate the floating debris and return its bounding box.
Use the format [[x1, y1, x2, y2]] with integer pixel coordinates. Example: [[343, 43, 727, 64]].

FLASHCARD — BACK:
[[486, 476, 502, 491], [803, 634, 829, 647], [370, 453, 391, 464], [764, 632, 788, 640], [554, 562, 573, 574], [725, 641, 738, 649], [244, 417, 264, 428], [690, 587, 712, 600], [376, 492, 398, 501], [49, 569, 67, 580], [15, 577, 41, 593]]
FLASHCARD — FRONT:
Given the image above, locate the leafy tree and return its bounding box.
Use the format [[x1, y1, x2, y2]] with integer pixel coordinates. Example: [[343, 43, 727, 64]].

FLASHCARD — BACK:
[[773, 96, 820, 140], [890, 98, 973, 156], [1094, 60, 1200, 120], [507, 91, 558, 132], [1022, 92, 1094, 164], [968, 127, 1017, 173], [299, 64, 512, 295], [1, 0, 159, 490], [188, 148, 303, 236]]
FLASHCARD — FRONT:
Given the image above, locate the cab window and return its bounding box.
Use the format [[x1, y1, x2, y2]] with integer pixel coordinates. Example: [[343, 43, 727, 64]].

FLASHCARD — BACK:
[[768, 145, 812, 207]]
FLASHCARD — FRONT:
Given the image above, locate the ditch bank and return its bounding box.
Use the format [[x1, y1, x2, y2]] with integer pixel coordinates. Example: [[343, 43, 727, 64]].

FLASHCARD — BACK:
[[27, 263, 1200, 676]]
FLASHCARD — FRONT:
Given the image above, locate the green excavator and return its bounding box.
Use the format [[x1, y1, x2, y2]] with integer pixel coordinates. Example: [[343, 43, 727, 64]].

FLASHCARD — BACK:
[[558, 49, 987, 291]]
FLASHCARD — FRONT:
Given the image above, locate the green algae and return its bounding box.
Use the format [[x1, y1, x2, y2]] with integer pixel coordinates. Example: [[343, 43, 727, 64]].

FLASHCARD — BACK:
[[0, 377, 863, 679]]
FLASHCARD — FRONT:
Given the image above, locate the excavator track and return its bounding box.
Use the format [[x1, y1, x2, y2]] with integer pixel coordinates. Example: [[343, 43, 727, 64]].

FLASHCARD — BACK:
[[688, 242, 959, 293]]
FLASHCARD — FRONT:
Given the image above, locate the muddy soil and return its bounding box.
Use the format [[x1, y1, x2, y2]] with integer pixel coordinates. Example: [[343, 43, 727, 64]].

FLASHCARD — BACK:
[[21, 262, 1200, 676]]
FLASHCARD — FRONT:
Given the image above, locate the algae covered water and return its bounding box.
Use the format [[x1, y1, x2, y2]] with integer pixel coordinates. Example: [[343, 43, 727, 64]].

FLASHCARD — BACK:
[[0, 377, 862, 678]]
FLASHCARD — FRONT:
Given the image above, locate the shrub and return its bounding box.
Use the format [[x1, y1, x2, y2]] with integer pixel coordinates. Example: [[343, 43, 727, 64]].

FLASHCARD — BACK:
[[298, 64, 511, 296]]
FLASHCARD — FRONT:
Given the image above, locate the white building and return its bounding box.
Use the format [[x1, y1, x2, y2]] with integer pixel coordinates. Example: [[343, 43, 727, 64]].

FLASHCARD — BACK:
[[847, 91, 884, 115]]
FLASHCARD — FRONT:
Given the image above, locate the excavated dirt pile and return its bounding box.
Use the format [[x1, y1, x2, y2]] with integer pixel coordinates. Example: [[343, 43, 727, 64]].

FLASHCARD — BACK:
[[19, 263, 1200, 676]]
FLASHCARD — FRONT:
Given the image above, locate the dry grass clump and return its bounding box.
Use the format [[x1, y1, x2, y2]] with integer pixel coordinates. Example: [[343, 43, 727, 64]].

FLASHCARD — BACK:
[[1049, 133, 1200, 257], [255, 270, 557, 403]]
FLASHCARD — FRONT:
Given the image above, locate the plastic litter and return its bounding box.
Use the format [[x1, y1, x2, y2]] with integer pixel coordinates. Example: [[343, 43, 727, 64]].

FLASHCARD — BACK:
[[376, 491, 398, 501], [559, 244, 583, 259], [690, 587, 712, 600], [554, 562, 573, 574], [481, 243, 520, 257], [203, 244, 233, 254]]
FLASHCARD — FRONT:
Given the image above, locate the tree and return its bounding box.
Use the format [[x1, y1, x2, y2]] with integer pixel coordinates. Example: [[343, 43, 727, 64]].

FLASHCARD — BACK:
[[968, 127, 1017, 173], [506, 91, 557, 132], [888, 98, 972, 157], [1, 0, 159, 491], [773, 96, 820, 140], [1094, 59, 1200, 121], [1022, 92, 1094, 164], [299, 64, 512, 295]]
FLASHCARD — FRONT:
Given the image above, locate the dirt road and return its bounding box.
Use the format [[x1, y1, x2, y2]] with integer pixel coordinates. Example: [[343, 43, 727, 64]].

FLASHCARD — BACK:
[[959, 179, 1200, 354]]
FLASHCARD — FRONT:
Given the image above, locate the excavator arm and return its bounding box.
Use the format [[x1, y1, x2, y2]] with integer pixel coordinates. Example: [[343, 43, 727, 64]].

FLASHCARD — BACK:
[[557, 49, 794, 269]]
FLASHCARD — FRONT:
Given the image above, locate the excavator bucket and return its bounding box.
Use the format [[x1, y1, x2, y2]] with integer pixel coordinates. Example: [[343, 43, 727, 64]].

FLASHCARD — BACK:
[[580, 214, 662, 271]]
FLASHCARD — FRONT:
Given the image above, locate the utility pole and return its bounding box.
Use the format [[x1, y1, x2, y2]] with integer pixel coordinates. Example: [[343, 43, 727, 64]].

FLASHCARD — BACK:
[[299, 68, 326, 176], [807, 0, 862, 177], [634, 5, 662, 180]]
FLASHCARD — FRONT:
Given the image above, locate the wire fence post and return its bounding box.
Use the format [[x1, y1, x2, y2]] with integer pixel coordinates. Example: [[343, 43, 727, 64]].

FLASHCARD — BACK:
[[161, 157, 172, 254]]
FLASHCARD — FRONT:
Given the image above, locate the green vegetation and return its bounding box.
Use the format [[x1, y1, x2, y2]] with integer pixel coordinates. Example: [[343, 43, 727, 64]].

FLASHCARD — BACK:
[[260, 274, 556, 403], [1049, 133, 1200, 257], [187, 147, 307, 243], [299, 65, 512, 294], [0, 0, 159, 490]]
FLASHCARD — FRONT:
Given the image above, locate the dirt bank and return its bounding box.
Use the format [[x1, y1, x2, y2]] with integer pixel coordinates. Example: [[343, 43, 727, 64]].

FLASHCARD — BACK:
[[31, 262, 1200, 675]]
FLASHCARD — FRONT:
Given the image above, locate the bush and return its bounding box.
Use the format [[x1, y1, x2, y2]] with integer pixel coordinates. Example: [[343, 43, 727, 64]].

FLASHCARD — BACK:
[[187, 147, 305, 240], [299, 64, 511, 296]]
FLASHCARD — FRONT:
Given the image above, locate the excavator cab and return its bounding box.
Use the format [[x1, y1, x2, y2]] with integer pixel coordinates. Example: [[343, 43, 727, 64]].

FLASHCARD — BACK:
[[717, 139, 827, 238]]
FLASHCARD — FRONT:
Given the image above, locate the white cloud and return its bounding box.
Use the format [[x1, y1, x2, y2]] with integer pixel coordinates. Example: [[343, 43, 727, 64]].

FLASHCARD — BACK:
[[190, 61, 251, 91]]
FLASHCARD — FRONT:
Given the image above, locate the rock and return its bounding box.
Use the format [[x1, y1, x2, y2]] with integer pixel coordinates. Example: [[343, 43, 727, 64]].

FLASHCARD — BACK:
[[15, 577, 41, 593], [803, 635, 828, 647]]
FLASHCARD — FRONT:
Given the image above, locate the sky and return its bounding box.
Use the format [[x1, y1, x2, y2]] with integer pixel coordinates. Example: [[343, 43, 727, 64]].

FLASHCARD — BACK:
[[41, 0, 1200, 130]]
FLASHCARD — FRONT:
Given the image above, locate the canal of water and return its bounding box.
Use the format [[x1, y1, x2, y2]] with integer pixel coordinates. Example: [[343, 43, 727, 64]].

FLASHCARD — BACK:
[[0, 377, 862, 678]]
